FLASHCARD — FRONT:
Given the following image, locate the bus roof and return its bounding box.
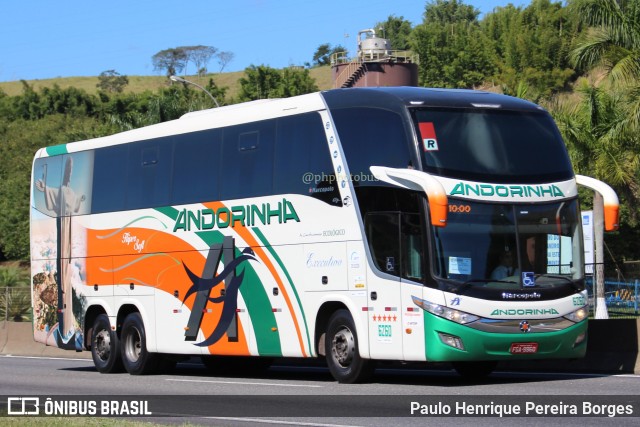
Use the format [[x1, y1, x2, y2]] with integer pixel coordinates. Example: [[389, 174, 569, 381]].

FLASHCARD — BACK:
[[321, 86, 545, 112], [35, 87, 544, 158]]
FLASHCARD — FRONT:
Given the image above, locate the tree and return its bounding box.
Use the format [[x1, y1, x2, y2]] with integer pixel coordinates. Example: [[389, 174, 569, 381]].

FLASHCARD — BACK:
[[238, 65, 318, 101], [551, 80, 640, 221], [570, 0, 640, 129], [217, 51, 235, 73], [570, 0, 640, 87], [278, 68, 318, 97], [482, 0, 580, 99], [410, 0, 497, 88], [238, 65, 283, 101], [182, 46, 218, 76], [152, 48, 188, 77], [313, 43, 348, 66], [374, 15, 414, 50], [96, 70, 129, 93]]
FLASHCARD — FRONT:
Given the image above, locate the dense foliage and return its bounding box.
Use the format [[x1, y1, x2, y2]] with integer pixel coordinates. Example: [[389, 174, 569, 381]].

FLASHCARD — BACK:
[[0, 0, 639, 271]]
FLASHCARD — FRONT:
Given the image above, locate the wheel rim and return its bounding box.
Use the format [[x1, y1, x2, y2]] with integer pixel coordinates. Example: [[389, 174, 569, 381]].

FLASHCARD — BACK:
[[124, 326, 142, 363], [94, 329, 111, 361], [331, 326, 355, 368]]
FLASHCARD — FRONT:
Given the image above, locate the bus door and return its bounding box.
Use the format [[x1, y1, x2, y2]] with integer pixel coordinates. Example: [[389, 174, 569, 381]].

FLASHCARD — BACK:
[[364, 212, 404, 360]]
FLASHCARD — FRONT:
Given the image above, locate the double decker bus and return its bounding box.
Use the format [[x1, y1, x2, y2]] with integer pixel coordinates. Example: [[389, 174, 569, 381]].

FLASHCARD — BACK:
[[30, 87, 618, 383]]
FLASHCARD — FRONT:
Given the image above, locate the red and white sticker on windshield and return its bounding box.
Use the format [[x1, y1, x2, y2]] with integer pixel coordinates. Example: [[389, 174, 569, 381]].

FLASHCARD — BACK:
[[419, 122, 439, 152]]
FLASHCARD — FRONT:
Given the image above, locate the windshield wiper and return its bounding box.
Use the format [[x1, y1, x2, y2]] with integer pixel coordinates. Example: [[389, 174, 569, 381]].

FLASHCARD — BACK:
[[535, 274, 580, 290]]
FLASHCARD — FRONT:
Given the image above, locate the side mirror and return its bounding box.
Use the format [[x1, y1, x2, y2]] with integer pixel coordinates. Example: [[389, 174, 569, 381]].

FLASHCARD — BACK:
[[575, 175, 619, 231]]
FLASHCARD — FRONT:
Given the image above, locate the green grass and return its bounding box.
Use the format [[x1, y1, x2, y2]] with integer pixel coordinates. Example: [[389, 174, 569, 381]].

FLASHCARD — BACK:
[[0, 412, 201, 426], [0, 66, 333, 99]]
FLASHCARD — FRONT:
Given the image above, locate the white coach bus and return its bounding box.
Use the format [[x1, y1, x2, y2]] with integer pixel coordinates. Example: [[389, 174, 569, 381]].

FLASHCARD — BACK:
[[30, 87, 619, 383]]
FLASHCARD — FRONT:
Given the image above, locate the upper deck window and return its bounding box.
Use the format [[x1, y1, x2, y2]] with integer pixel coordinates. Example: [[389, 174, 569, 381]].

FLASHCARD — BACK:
[[413, 108, 573, 184], [331, 107, 414, 183]]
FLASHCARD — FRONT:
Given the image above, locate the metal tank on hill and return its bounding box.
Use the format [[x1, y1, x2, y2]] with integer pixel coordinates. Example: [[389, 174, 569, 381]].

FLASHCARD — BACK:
[[331, 29, 418, 88]]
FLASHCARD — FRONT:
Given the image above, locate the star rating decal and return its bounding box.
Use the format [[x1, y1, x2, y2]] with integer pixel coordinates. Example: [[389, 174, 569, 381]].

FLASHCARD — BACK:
[[372, 314, 397, 322]]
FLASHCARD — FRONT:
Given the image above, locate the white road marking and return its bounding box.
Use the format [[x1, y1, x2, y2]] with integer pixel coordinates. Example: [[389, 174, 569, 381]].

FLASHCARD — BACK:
[[166, 378, 323, 388]]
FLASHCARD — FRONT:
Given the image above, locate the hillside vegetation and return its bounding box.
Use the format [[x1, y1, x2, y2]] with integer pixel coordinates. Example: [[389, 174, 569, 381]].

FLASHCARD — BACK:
[[0, 67, 334, 98], [1, 0, 639, 271]]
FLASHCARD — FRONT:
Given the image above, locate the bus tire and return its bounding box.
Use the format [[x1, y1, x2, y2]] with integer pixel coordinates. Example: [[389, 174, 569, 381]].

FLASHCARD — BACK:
[[452, 361, 497, 379], [325, 309, 375, 383], [91, 314, 123, 373], [120, 312, 158, 375]]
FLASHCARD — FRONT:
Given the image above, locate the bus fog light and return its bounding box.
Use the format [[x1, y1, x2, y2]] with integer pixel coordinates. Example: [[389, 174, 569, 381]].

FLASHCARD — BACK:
[[574, 332, 586, 347], [438, 332, 465, 350]]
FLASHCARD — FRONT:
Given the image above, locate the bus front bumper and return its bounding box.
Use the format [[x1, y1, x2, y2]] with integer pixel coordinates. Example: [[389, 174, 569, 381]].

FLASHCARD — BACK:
[[423, 312, 588, 362]]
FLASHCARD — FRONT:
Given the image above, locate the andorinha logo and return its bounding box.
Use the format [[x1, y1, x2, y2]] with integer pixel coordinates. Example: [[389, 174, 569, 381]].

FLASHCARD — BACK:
[[450, 182, 565, 198], [490, 308, 559, 316], [174, 198, 300, 232]]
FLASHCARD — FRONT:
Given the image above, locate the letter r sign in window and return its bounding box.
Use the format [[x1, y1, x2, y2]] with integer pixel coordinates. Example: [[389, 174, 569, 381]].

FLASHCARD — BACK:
[[419, 122, 439, 152]]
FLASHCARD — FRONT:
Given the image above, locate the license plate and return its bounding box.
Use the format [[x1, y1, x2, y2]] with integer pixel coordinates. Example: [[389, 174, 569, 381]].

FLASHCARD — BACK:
[[510, 342, 538, 354]]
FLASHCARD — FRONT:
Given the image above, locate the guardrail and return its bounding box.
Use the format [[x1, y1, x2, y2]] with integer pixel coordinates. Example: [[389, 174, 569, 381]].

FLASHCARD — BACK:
[[585, 278, 639, 317]]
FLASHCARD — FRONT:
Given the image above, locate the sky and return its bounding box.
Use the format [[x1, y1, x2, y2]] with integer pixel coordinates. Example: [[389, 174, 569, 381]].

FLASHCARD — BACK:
[[0, 0, 532, 82]]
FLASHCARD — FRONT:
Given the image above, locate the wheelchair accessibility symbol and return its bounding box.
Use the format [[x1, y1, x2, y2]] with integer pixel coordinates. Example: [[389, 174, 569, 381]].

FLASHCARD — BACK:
[[522, 272, 536, 287]]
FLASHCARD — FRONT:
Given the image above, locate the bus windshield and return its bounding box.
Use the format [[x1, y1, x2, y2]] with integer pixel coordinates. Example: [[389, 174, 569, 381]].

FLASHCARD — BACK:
[[431, 199, 584, 291], [412, 108, 574, 184]]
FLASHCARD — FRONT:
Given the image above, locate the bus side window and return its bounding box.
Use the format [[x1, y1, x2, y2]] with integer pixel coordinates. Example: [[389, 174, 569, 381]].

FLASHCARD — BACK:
[[171, 129, 221, 205], [127, 138, 172, 210], [33, 156, 62, 216], [274, 112, 341, 205], [365, 212, 401, 277], [331, 107, 413, 184], [402, 213, 424, 281], [220, 120, 275, 200], [365, 211, 425, 281], [92, 145, 128, 214]]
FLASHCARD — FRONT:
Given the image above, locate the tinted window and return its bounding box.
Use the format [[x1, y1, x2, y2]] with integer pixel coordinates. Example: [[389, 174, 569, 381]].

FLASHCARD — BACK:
[[413, 108, 573, 184], [127, 138, 173, 210], [32, 156, 62, 216], [172, 129, 221, 205], [274, 112, 340, 205], [220, 120, 274, 200], [92, 145, 128, 213], [364, 211, 425, 281], [331, 107, 414, 185]]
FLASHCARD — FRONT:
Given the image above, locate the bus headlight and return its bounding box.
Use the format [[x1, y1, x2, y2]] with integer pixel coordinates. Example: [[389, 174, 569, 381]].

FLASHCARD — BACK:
[[412, 296, 479, 325], [563, 306, 588, 323]]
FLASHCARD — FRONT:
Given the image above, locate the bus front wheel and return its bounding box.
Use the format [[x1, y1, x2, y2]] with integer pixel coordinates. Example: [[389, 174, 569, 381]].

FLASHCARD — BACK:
[[91, 314, 123, 373], [325, 309, 375, 383], [120, 312, 159, 375]]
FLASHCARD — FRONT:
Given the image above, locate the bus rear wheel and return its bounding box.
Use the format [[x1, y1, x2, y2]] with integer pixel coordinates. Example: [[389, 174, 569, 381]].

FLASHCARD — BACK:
[[120, 312, 159, 375], [91, 314, 123, 373], [325, 309, 375, 383]]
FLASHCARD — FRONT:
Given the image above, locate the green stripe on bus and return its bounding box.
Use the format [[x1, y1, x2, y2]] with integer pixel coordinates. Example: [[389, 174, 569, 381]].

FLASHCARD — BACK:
[[45, 145, 68, 156], [251, 227, 312, 353], [155, 206, 282, 356], [155, 206, 180, 221], [196, 230, 281, 356], [234, 252, 282, 356]]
